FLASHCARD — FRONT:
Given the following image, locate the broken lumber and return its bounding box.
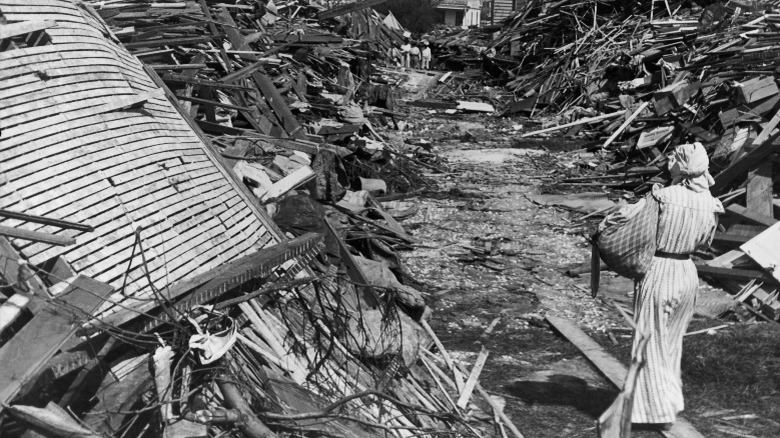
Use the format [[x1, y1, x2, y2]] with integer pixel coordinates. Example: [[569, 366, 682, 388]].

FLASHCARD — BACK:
[[546, 316, 705, 438], [521, 111, 623, 137], [259, 165, 316, 203], [0, 276, 113, 410], [603, 102, 650, 147], [0, 210, 94, 232], [318, 0, 388, 20], [0, 226, 76, 246], [712, 107, 780, 193], [456, 348, 489, 409]]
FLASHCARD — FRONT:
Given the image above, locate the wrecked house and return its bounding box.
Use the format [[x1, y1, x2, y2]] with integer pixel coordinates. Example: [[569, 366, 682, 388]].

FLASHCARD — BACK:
[[0, 1, 520, 437]]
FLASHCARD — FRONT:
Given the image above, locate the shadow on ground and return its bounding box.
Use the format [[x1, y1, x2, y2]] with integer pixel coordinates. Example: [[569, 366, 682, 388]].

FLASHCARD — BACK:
[[507, 374, 616, 418]]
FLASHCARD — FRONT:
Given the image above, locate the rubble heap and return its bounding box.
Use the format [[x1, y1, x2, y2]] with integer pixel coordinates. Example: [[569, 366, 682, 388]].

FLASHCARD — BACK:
[[500, 1, 780, 323], [0, 1, 518, 438]]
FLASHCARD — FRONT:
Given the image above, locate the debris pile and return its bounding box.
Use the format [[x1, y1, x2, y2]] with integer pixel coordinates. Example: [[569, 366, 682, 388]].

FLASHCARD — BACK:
[[0, 1, 522, 437], [501, 1, 780, 322]]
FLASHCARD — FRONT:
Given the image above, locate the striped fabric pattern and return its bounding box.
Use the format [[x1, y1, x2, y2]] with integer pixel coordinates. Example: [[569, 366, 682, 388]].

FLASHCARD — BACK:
[[630, 185, 721, 424]]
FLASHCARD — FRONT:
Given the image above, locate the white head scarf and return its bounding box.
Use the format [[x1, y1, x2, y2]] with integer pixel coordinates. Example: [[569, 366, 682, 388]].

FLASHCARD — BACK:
[[668, 142, 714, 193]]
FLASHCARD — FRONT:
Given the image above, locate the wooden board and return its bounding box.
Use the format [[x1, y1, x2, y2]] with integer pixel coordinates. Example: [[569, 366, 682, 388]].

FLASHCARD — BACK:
[[0, 275, 113, 409], [746, 161, 773, 217], [741, 221, 780, 283], [546, 316, 706, 438]]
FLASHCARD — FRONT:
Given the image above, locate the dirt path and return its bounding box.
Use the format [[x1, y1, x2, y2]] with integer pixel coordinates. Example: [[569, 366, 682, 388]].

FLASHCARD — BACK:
[[398, 117, 780, 437]]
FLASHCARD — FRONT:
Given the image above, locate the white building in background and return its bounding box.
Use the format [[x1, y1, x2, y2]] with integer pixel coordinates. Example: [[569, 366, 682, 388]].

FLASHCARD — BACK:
[[433, 0, 482, 28]]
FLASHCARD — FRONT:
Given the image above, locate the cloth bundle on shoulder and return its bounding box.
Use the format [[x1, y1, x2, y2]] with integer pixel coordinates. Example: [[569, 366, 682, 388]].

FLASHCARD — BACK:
[[595, 192, 660, 279]]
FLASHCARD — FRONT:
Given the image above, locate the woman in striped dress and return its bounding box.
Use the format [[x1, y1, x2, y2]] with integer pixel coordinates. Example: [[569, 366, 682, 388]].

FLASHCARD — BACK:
[[630, 142, 723, 427]]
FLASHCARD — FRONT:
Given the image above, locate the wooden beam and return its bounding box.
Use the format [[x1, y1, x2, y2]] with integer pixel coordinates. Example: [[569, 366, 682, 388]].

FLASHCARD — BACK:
[[713, 232, 757, 246], [0, 276, 113, 410], [545, 316, 706, 438], [696, 264, 773, 282], [317, 0, 388, 20], [603, 102, 650, 148], [456, 348, 489, 409], [0, 210, 94, 232], [124, 35, 220, 49], [251, 71, 306, 139], [726, 203, 778, 227], [521, 111, 624, 137], [162, 74, 255, 91], [0, 225, 76, 246]]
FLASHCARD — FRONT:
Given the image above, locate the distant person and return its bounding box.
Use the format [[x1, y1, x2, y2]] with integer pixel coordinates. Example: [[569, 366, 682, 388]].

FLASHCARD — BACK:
[[421, 41, 432, 69], [400, 39, 411, 69], [389, 42, 402, 67], [410, 42, 421, 69]]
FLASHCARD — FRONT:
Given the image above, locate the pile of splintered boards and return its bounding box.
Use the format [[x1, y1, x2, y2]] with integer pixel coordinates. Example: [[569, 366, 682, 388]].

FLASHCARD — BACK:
[[488, 0, 780, 322], [0, 1, 520, 437]]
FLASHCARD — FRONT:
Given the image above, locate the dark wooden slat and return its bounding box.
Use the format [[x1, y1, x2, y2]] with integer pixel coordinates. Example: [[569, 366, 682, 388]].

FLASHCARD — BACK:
[[713, 232, 757, 246], [0, 209, 94, 232], [317, 0, 387, 20], [161, 74, 253, 91], [124, 35, 220, 49], [726, 203, 778, 227], [0, 275, 113, 410], [696, 264, 774, 282]]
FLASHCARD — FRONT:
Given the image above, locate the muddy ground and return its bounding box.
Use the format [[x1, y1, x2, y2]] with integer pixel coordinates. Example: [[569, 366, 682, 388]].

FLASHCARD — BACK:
[[396, 115, 780, 438]]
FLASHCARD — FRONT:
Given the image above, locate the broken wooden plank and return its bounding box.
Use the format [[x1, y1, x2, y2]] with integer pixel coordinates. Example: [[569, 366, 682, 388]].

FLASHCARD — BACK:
[[696, 264, 773, 282], [737, 76, 779, 103], [604, 101, 650, 148], [0, 210, 94, 232], [124, 35, 219, 49], [653, 81, 700, 116], [726, 203, 778, 227], [259, 165, 315, 203], [713, 232, 757, 246], [251, 71, 306, 139], [636, 125, 674, 149], [456, 347, 489, 409], [521, 111, 623, 137], [719, 93, 780, 128], [0, 225, 76, 246], [0, 276, 113, 410], [741, 221, 780, 283], [545, 315, 705, 438]]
